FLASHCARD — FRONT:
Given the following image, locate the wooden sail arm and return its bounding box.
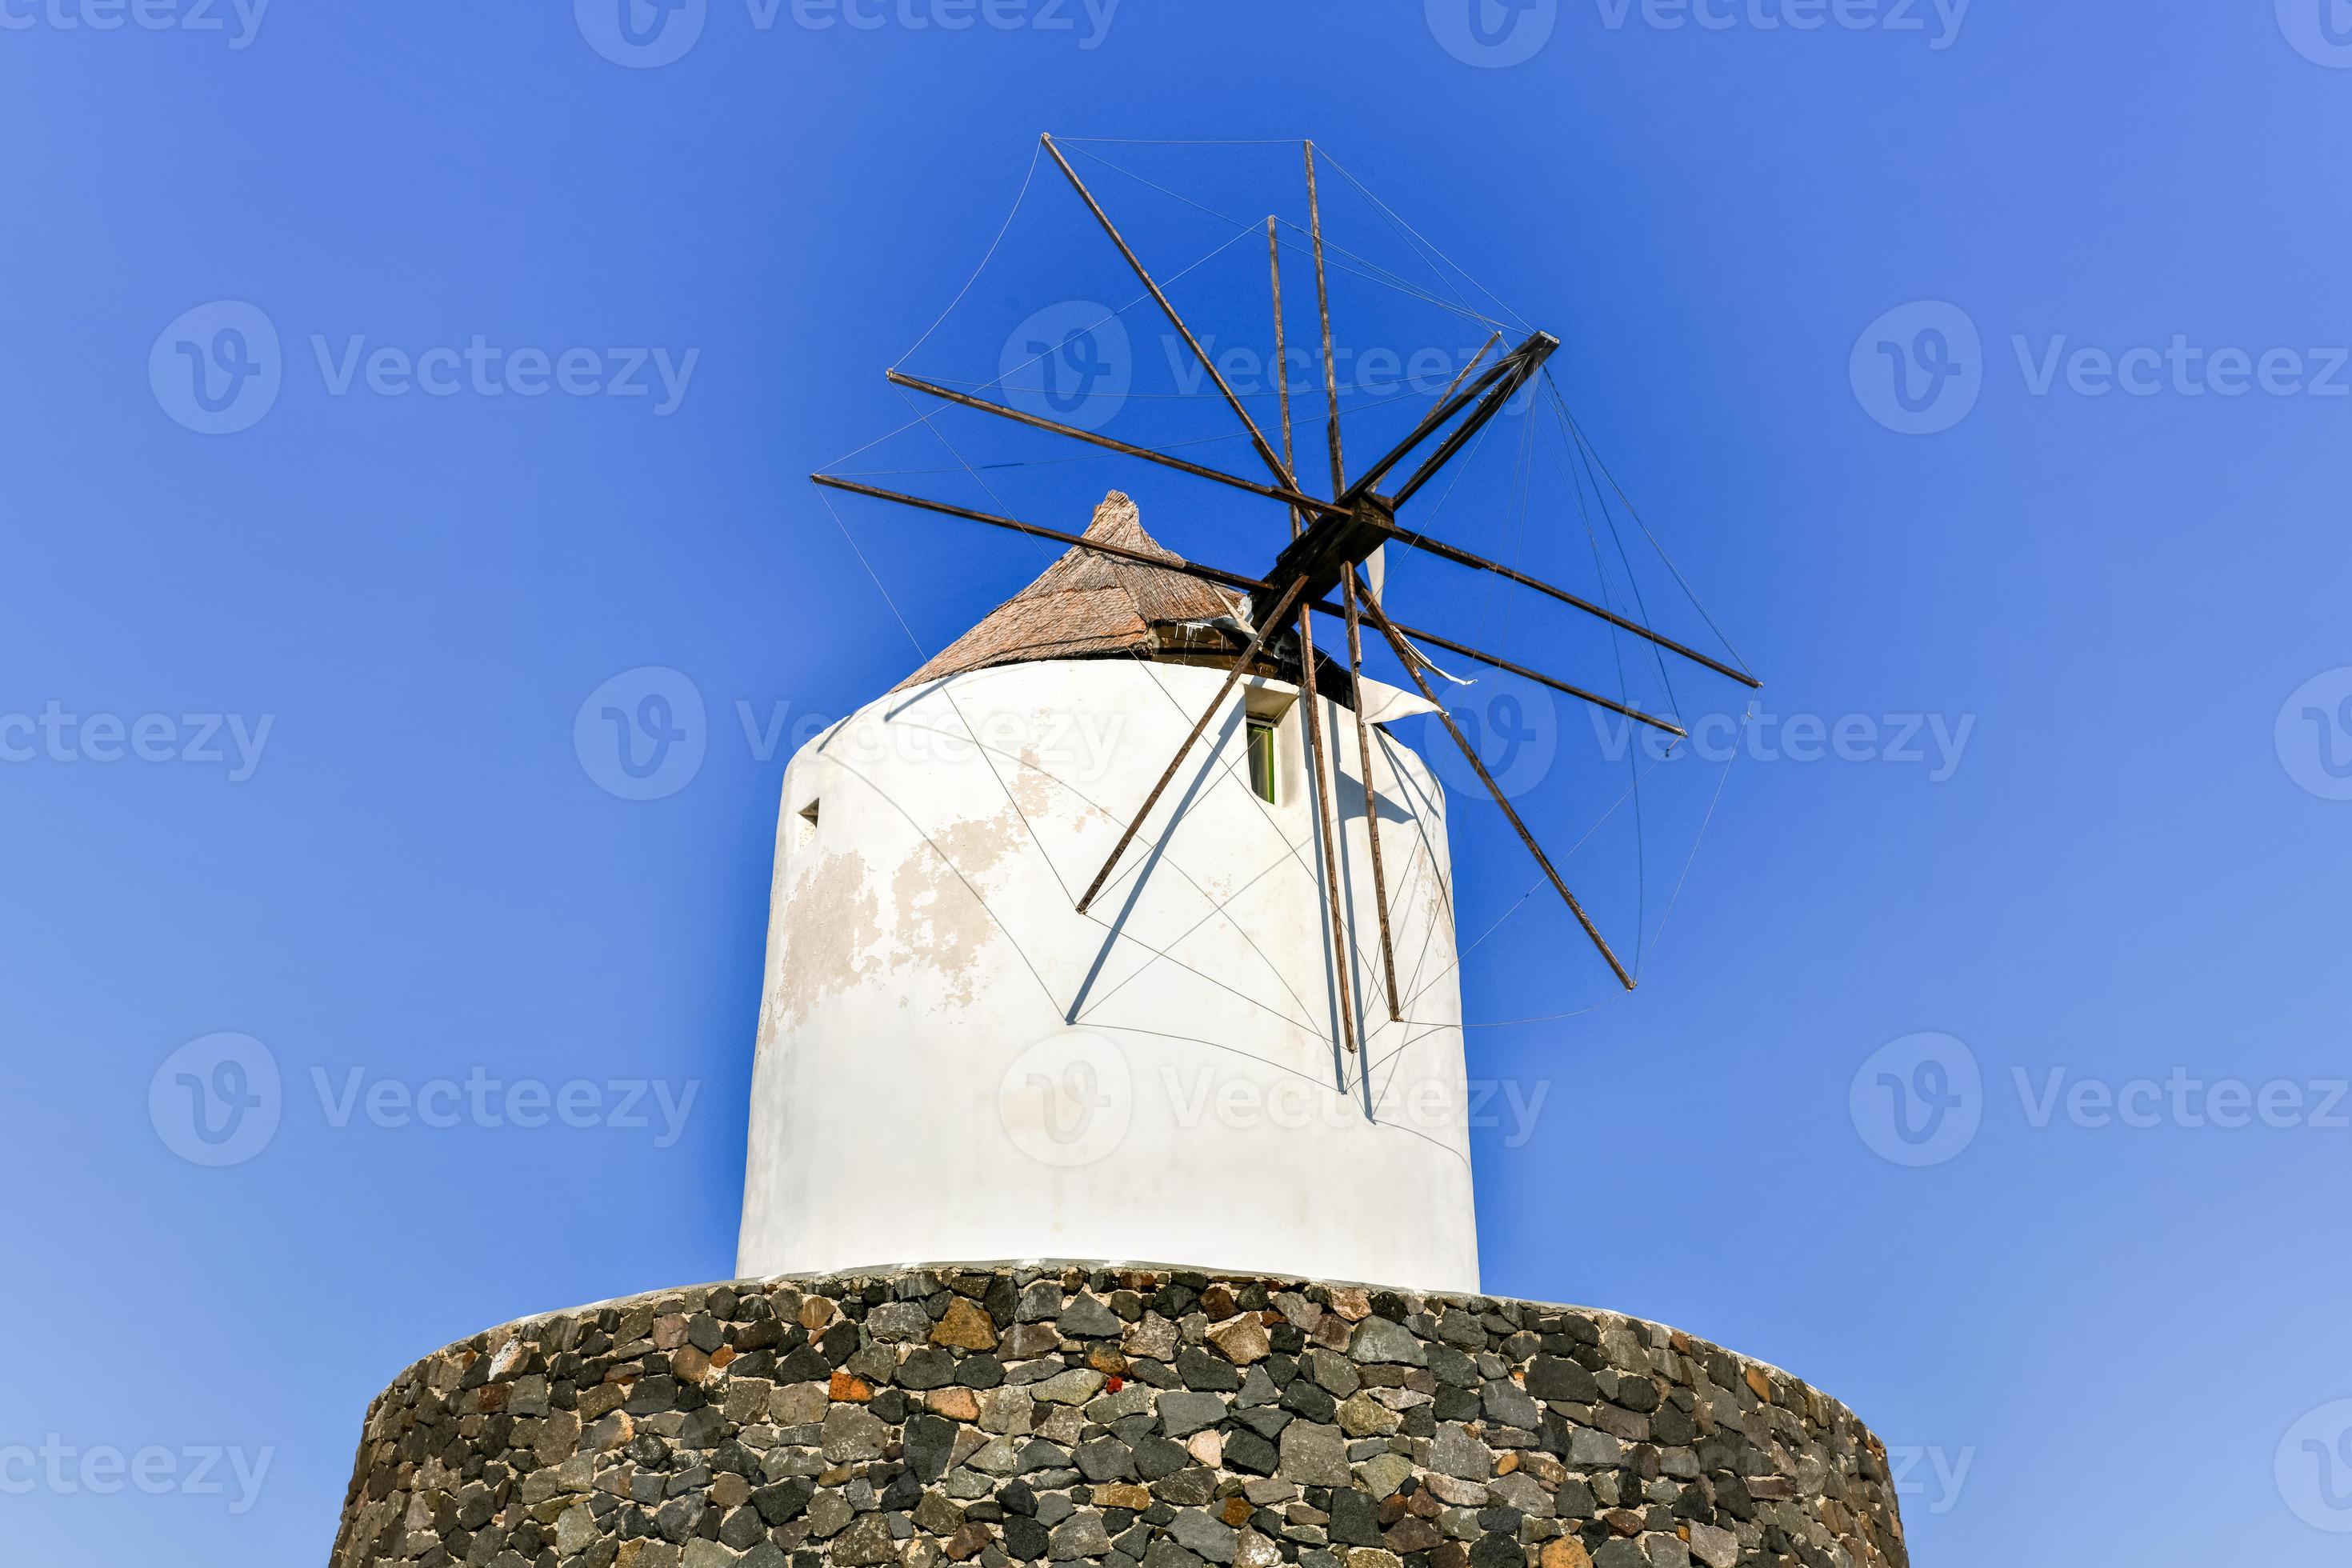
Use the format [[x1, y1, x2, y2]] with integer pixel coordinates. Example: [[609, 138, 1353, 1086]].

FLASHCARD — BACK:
[[1040, 134, 1300, 496], [885, 371, 1346, 522], [808, 476, 1688, 737], [1357, 586, 1637, 992]]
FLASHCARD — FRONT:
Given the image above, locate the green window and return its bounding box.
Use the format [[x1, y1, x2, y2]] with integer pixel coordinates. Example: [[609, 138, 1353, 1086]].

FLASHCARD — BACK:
[[1246, 716, 1279, 803]]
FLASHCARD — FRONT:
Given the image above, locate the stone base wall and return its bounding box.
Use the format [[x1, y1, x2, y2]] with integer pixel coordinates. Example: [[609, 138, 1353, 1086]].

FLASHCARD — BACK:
[[332, 1265, 1907, 1568]]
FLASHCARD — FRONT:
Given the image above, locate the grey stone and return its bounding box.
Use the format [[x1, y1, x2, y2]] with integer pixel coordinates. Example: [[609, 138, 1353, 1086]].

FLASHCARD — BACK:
[[1142, 1540, 1207, 1568], [806, 1490, 854, 1538], [1077, 1438, 1136, 1481], [1568, 1428, 1622, 1469], [1050, 1511, 1114, 1559], [1032, 1369, 1106, 1406], [830, 1511, 900, 1566], [1482, 1380, 1542, 1430], [1156, 1392, 1227, 1438], [822, 1405, 890, 1464], [1276, 1423, 1350, 1488], [867, 1301, 933, 1342], [1346, 1318, 1425, 1366], [1525, 1356, 1599, 1405], [1059, 1294, 1122, 1338], [1132, 1436, 1191, 1482], [1686, 1523, 1738, 1568], [1429, 1423, 1493, 1480], [1168, 1508, 1238, 1564], [1353, 1452, 1414, 1500], [1486, 1471, 1552, 1519], [905, 1414, 958, 1481]]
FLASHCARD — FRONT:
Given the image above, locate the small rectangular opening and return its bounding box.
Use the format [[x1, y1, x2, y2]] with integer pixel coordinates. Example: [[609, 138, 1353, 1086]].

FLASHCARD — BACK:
[[796, 799, 821, 847], [1245, 717, 1279, 804]]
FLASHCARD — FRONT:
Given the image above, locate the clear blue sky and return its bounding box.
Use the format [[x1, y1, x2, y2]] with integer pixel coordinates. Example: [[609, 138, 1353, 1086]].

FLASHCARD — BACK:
[[5, 4, 2350, 1564]]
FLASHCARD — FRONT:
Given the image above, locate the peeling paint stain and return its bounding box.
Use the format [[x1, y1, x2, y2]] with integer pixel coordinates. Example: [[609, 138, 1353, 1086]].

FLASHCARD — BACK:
[[887, 806, 1022, 1010], [771, 849, 886, 1033]]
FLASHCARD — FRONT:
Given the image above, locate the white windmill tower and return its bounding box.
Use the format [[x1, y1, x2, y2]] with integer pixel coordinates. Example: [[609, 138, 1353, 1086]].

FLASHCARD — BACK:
[[738, 136, 1757, 1295]]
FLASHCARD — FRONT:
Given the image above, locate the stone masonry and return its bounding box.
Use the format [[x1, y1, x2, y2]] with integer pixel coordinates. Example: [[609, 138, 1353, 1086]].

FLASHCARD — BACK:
[[332, 1266, 1906, 1568]]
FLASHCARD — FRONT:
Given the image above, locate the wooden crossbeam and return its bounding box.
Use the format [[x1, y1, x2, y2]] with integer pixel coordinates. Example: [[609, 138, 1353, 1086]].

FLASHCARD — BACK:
[[1042, 134, 1298, 495], [1358, 586, 1637, 992], [809, 476, 1689, 737]]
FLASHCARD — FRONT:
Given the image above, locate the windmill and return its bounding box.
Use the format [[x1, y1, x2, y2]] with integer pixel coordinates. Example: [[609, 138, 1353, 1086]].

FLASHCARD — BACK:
[[811, 134, 1761, 1052]]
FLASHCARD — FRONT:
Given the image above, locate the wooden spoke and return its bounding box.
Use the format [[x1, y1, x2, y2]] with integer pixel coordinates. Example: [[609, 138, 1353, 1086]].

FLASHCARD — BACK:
[[1041, 134, 1298, 494], [1274, 215, 1360, 1055], [1389, 333, 1559, 505], [1382, 524, 1761, 689], [808, 475, 1267, 594], [1342, 564, 1402, 1021], [1358, 586, 1637, 992], [886, 371, 1344, 522], [1306, 141, 1346, 499], [810, 478, 1690, 736]]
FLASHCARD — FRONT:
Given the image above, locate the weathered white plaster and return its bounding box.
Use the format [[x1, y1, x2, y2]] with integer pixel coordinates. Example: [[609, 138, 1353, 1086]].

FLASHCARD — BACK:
[[736, 658, 1478, 1292]]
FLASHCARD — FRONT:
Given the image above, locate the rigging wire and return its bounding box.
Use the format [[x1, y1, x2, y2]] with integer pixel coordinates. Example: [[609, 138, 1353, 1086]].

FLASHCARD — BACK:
[[896, 141, 1045, 366]]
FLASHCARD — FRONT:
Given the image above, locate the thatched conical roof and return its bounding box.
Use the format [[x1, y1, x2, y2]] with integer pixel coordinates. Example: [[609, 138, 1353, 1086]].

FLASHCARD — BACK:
[[894, 492, 1246, 691]]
